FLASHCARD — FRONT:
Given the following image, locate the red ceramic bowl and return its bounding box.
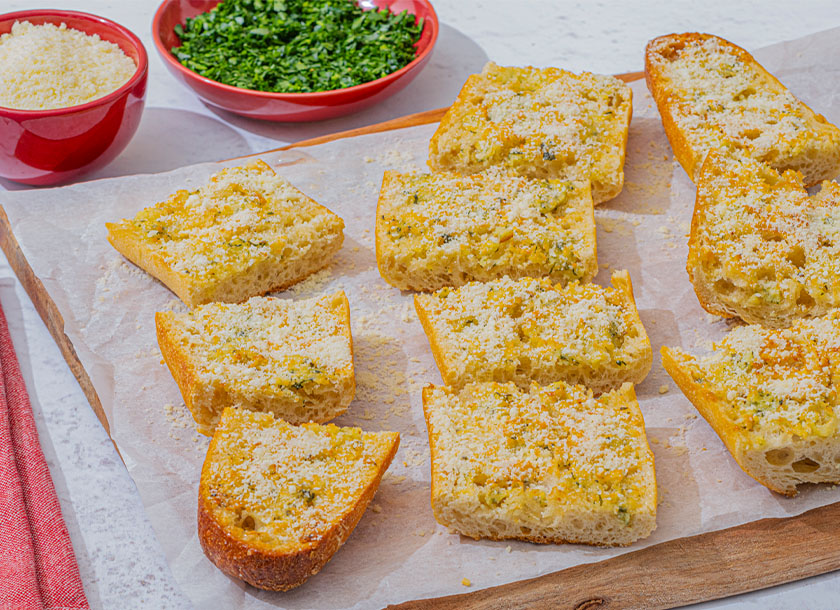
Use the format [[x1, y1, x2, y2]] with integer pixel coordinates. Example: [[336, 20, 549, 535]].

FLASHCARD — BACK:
[[153, 0, 438, 122], [0, 10, 147, 186]]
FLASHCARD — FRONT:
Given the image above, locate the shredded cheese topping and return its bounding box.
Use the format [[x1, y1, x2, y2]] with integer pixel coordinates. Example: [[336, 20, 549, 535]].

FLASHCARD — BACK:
[[647, 34, 839, 172], [694, 151, 840, 314], [426, 382, 652, 522], [417, 273, 646, 386], [111, 160, 340, 287], [378, 167, 596, 285], [173, 293, 351, 397], [430, 62, 631, 193], [204, 408, 396, 548], [683, 312, 840, 445]]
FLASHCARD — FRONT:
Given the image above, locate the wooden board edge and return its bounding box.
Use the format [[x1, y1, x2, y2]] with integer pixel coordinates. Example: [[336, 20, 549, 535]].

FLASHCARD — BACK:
[[0, 204, 113, 442], [233, 70, 646, 159], [388, 500, 840, 609]]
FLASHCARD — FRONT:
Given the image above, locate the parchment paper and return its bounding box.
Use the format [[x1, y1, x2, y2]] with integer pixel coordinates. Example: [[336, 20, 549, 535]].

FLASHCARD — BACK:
[[3, 26, 840, 609]]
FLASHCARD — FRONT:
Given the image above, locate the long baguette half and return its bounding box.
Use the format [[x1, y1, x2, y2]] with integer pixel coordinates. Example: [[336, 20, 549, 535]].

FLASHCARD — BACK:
[[645, 33, 840, 185]]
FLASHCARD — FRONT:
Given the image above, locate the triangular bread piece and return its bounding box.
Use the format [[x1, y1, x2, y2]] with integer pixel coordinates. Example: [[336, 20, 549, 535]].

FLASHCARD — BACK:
[[662, 312, 840, 496], [198, 407, 399, 591], [645, 33, 840, 185]]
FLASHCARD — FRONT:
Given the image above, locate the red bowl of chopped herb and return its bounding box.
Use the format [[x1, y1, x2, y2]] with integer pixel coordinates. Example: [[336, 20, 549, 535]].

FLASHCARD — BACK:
[[152, 0, 438, 122]]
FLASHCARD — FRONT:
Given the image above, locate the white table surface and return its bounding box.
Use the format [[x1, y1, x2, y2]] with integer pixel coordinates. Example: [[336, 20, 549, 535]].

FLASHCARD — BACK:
[[2, 1, 840, 608]]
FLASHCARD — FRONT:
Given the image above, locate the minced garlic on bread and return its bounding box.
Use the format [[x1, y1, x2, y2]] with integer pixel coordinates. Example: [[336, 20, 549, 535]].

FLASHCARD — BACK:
[[422, 381, 657, 546], [414, 271, 651, 393], [106, 160, 344, 307], [645, 33, 840, 185], [662, 312, 840, 495], [156, 292, 354, 435], [375, 167, 597, 292], [428, 62, 632, 204], [198, 407, 399, 591], [688, 148, 840, 328]]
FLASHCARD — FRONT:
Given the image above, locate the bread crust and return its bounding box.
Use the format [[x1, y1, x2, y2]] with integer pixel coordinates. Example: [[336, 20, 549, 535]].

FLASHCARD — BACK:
[[108, 227, 194, 304], [422, 383, 657, 545], [155, 310, 203, 419], [198, 415, 399, 591], [661, 346, 792, 495], [645, 33, 840, 186], [645, 33, 727, 181], [414, 294, 455, 386]]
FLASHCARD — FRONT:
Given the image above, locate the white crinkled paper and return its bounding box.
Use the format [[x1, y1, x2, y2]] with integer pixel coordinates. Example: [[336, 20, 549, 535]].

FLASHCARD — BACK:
[[2, 27, 840, 610]]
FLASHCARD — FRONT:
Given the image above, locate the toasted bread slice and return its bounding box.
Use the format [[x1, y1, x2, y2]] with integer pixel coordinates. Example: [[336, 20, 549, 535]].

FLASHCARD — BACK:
[[106, 160, 344, 307], [422, 381, 656, 546], [414, 271, 651, 392], [198, 407, 399, 591], [688, 148, 840, 328], [375, 168, 597, 292], [428, 62, 632, 203], [645, 33, 840, 185], [156, 292, 354, 435], [662, 312, 840, 495]]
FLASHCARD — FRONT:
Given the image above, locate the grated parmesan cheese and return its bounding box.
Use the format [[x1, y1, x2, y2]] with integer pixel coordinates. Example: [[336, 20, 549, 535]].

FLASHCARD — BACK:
[[376, 167, 597, 291], [690, 150, 840, 326], [428, 62, 632, 203], [675, 312, 840, 445], [0, 21, 136, 110], [423, 381, 657, 544], [415, 271, 651, 392], [201, 408, 398, 550]]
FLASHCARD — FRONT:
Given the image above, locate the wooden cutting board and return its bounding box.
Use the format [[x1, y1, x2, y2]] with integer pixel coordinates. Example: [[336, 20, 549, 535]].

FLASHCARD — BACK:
[[2, 70, 839, 609]]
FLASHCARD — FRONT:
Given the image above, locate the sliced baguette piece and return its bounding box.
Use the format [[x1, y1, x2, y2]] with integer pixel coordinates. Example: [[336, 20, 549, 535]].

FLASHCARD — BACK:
[[688, 148, 840, 328], [198, 407, 399, 591], [661, 312, 840, 495], [645, 33, 840, 185], [107, 160, 344, 307], [414, 271, 651, 392], [428, 62, 632, 204], [375, 167, 597, 292], [156, 291, 354, 435], [422, 381, 657, 546]]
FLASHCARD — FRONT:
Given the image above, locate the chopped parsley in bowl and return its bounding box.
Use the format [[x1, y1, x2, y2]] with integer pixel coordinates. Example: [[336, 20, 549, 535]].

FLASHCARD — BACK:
[[171, 0, 424, 94]]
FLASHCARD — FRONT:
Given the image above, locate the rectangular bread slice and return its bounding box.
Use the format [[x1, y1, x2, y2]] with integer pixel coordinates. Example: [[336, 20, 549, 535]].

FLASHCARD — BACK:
[[661, 312, 840, 495], [156, 291, 354, 435], [198, 407, 399, 591], [688, 148, 840, 328], [428, 62, 632, 204], [375, 167, 597, 292], [414, 270, 651, 393], [422, 381, 657, 546], [106, 160, 344, 307], [645, 33, 840, 185]]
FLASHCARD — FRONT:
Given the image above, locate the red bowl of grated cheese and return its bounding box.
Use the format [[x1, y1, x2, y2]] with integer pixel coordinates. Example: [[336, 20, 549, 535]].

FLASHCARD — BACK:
[[0, 10, 148, 186]]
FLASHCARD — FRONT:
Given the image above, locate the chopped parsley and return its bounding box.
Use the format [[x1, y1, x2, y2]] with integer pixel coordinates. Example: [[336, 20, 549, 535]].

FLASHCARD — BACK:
[[172, 0, 424, 93]]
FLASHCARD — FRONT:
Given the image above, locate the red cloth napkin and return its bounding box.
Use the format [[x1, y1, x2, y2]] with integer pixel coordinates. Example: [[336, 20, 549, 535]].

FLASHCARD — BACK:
[[0, 301, 89, 610]]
